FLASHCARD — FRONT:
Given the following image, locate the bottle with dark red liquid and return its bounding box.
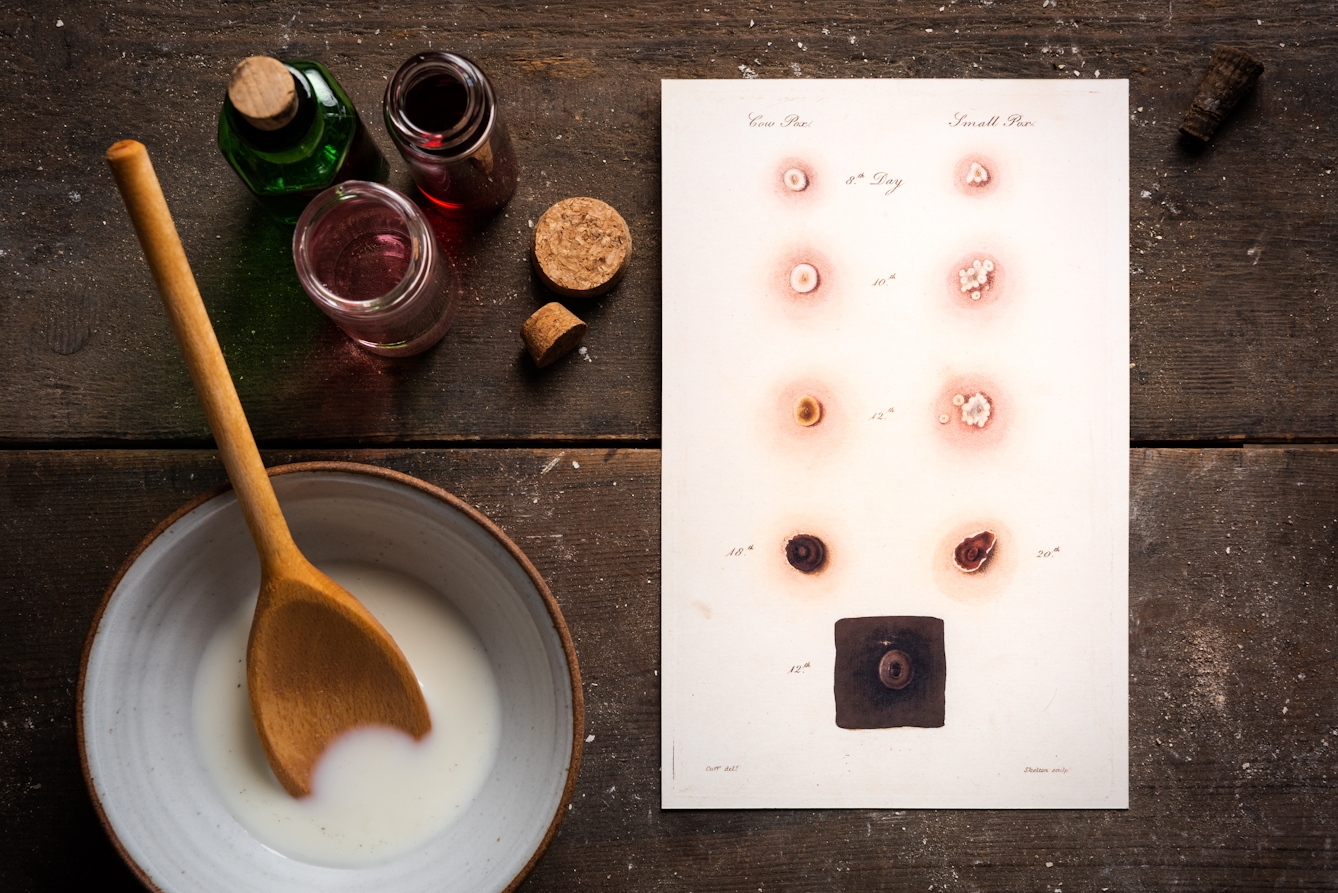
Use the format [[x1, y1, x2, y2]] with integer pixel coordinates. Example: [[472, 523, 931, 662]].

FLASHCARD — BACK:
[[383, 52, 519, 218]]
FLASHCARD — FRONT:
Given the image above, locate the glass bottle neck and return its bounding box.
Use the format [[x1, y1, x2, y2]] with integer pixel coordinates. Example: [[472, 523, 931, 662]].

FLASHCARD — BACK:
[[384, 52, 496, 159]]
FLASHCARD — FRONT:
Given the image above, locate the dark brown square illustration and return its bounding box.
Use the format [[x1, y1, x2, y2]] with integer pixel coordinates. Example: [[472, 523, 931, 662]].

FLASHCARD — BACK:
[[833, 615, 946, 729]]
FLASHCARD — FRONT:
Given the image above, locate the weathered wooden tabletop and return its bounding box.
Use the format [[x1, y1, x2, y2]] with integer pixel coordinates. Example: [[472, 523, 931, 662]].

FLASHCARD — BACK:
[[1, 2, 1334, 890]]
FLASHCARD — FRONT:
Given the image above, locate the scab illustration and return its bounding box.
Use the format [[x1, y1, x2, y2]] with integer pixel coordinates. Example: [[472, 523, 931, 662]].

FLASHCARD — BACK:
[[761, 513, 846, 597], [834, 616, 946, 729], [953, 154, 999, 197], [793, 394, 823, 427], [770, 378, 846, 454], [932, 518, 1015, 602], [785, 533, 828, 574], [953, 530, 996, 573], [946, 251, 1005, 309], [877, 649, 913, 690]]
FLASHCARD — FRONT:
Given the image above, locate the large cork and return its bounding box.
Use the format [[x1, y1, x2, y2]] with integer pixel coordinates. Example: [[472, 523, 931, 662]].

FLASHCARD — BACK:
[[531, 197, 631, 298], [522, 302, 587, 368], [228, 56, 299, 131]]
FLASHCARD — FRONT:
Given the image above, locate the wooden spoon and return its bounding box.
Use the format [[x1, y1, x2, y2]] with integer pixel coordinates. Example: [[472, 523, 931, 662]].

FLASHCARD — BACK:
[[105, 139, 431, 798]]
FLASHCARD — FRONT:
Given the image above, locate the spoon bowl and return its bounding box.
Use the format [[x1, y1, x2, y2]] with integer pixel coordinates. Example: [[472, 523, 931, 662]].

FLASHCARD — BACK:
[[247, 556, 432, 796]]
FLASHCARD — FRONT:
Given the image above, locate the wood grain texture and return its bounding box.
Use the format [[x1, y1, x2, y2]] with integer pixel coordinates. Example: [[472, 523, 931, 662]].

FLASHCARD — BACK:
[[0, 1, 1334, 890], [0, 2, 1335, 443], [1, 448, 1333, 891]]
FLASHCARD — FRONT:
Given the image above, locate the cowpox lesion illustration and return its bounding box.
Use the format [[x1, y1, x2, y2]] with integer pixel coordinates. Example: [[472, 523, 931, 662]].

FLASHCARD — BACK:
[[833, 616, 946, 729]]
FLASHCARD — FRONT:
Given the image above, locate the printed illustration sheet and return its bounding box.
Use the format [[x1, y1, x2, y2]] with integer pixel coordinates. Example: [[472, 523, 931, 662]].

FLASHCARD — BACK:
[[661, 79, 1129, 808]]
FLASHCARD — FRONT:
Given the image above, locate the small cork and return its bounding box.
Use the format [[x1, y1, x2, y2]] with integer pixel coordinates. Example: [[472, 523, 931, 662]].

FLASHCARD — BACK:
[[228, 56, 299, 131], [531, 197, 631, 298], [1180, 46, 1263, 143], [522, 302, 587, 368]]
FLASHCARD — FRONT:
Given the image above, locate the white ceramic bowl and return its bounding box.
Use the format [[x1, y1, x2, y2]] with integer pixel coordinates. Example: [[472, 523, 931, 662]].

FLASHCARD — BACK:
[[79, 463, 583, 893]]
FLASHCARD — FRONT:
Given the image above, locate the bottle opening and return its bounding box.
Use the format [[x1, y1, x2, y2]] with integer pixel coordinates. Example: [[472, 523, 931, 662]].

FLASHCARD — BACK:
[[295, 182, 431, 311], [311, 199, 413, 303], [404, 72, 470, 134], [385, 52, 494, 156]]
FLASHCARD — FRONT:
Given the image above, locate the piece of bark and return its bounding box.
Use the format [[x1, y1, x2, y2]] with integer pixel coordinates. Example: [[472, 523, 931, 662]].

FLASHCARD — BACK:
[[531, 197, 631, 298], [522, 302, 587, 367], [1180, 46, 1263, 143]]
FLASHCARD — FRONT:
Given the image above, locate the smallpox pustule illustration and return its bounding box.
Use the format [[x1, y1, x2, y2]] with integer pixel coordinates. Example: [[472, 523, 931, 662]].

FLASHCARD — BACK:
[[953, 530, 996, 573], [932, 517, 1016, 602], [953, 153, 1000, 197], [933, 375, 1010, 451], [945, 250, 1006, 309]]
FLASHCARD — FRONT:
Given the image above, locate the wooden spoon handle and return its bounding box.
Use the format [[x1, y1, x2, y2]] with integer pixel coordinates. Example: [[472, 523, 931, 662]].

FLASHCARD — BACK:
[[106, 139, 298, 570]]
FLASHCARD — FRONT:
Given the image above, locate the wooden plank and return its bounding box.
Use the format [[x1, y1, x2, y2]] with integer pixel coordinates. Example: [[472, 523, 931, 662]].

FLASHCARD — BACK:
[[1, 447, 1333, 890], [1, 3, 1336, 443]]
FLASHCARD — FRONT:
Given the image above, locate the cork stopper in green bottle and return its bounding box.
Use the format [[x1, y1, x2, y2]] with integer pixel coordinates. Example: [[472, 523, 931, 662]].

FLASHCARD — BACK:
[[228, 56, 298, 131]]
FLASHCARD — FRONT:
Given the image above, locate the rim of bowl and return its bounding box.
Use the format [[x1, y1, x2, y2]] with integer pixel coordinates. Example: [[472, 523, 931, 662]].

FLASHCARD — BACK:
[[76, 460, 585, 893]]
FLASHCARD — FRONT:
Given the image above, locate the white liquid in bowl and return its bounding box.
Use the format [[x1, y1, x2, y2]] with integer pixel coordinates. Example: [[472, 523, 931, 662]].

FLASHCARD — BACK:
[[191, 561, 502, 867]]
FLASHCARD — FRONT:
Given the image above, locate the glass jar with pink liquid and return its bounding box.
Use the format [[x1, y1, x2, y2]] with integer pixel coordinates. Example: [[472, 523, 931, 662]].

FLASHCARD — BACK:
[[293, 181, 459, 357]]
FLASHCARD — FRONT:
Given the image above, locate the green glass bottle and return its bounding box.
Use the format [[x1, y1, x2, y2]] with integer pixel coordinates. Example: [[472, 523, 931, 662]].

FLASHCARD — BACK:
[[218, 56, 390, 224]]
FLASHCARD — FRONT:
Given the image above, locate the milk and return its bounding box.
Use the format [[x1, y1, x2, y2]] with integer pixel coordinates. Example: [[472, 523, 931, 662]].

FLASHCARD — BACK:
[[191, 561, 502, 867]]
